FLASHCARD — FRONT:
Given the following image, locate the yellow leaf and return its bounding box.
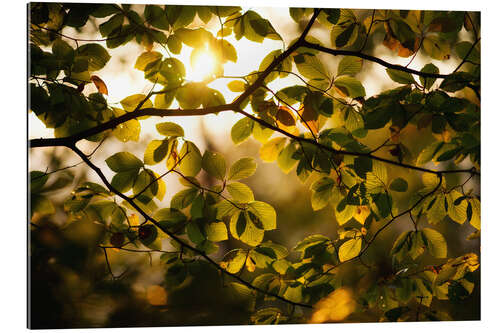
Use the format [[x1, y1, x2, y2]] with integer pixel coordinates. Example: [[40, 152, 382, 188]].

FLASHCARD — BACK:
[[90, 75, 108, 95], [146, 285, 167, 306], [310, 287, 356, 323], [246, 255, 256, 272], [259, 137, 286, 162], [353, 205, 370, 225]]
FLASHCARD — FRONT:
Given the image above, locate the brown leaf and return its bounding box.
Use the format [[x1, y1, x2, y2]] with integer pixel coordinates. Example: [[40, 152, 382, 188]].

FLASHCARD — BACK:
[[90, 75, 108, 95], [299, 105, 319, 135], [276, 106, 296, 127]]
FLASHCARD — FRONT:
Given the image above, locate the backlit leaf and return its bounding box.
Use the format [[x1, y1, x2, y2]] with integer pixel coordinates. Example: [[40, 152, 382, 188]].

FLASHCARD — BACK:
[[339, 238, 362, 262], [228, 157, 257, 181], [202, 151, 226, 180]]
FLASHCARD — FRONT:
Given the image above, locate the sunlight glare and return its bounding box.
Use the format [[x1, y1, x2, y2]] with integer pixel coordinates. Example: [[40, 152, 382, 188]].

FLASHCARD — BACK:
[[189, 47, 217, 82]]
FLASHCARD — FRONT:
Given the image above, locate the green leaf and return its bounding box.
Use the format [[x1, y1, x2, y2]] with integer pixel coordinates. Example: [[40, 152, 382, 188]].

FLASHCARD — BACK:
[[227, 80, 246, 92], [219, 39, 237, 63], [294, 54, 329, 87], [416, 141, 444, 165], [247, 201, 276, 230], [385, 68, 416, 84], [187, 221, 206, 244], [423, 35, 450, 60], [353, 156, 373, 178], [166, 34, 182, 54], [132, 170, 158, 199], [338, 238, 362, 262], [259, 137, 286, 162], [227, 182, 254, 203], [175, 27, 212, 48], [76, 43, 110, 71], [105, 152, 143, 173], [389, 178, 408, 192], [120, 94, 153, 112], [293, 234, 330, 253], [167, 5, 197, 30], [110, 170, 137, 193], [331, 23, 358, 48], [197, 6, 212, 24], [215, 200, 239, 219], [202, 151, 226, 180], [337, 56, 363, 76], [231, 117, 254, 145], [111, 109, 140, 142], [421, 228, 447, 258], [334, 76, 366, 98], [335, 204, 356, 226], [469, 198, 480, 230], [228, 157, 257, 180], [439, 72, 474, 92], [230, 211, 265, 246], [144, 139, 170, 165], [171, 188, 198, 209], [222, 249, 247, 274], [134, 51, 162, 71], [426, 193, 446, 224], [419, 63, 439, 90], [446, 190, 467, 224], [205, 222, 228, 242], [154, 90, 176, 109], [455, 41, 480, 64], [156, 122, 184, 137], [144, 5, 169, 30], [310, 177, 335, 211], [154, 208, 187, 227], [277, 142, 298, 174], [52, 39, 74, 62], [178, 141, 202, 177], [283, 285, 303, 303], [390, 231, 411, 256], [202, 88, 225, 108], [229, 281, 254, 298], [99, 13, 124, 37]]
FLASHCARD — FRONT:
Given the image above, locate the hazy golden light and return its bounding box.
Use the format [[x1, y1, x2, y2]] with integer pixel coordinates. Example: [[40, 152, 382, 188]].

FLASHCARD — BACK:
[[189, 46, 217, 82]]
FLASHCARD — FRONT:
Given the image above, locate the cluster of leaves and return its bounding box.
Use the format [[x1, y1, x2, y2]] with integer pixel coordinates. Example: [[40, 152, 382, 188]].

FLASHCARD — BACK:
[[29, 4, 480, 325]]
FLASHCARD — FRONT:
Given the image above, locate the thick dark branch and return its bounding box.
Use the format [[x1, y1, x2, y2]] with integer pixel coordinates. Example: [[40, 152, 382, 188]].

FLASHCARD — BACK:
[[302, 41, 451, 79], [234, 107, 479, 177], [29, 104, 234, 148], [29, 7, 479, 179], [67, 144, 313, 309]]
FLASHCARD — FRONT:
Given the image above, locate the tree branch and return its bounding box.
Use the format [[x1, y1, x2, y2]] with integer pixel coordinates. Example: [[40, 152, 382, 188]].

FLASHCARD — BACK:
[[66, 143, 313, 309], [301, 41, 452, 79], [29, 104, 234, 148]]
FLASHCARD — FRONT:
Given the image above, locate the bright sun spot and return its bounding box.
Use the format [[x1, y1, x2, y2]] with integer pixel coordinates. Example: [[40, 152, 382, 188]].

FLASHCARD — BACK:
[[189, 47, 217, 82]]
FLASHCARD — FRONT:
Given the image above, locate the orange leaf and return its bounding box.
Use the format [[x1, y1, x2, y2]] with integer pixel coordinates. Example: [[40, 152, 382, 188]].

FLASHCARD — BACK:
[[299, 105, 319, 135], [90, 75, 108, 95]]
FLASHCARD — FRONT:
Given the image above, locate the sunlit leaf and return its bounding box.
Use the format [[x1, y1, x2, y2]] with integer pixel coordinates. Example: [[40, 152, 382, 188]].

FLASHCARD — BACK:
[[178, 141, 202, 177], [105, 152, 143, 173], [156, 122, 184, 137], [226, 182, 254, 203], [260, 137, 287, 162], [422, 227, 447, 258]]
